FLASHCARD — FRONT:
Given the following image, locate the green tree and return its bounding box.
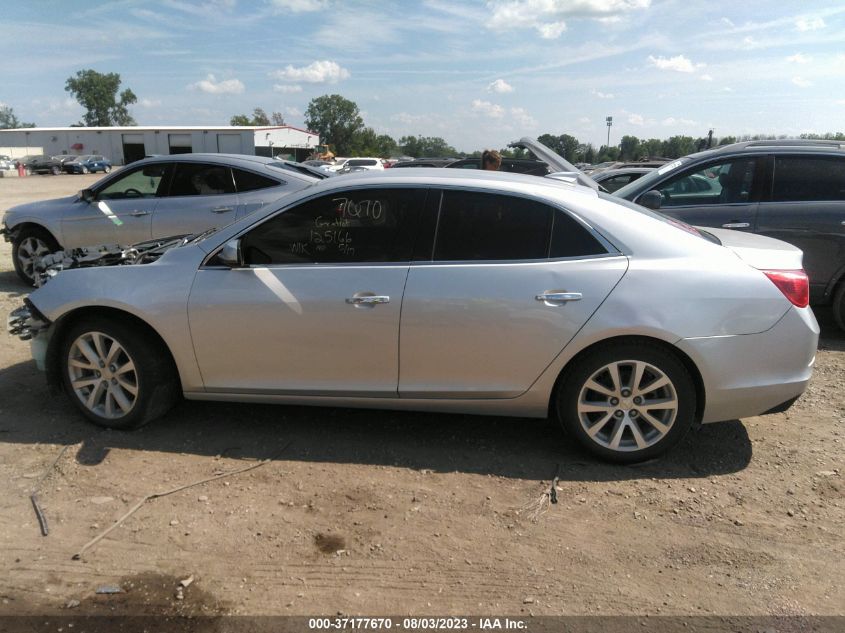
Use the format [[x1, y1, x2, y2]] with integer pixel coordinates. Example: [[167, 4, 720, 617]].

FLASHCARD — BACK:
[[230, 108, 277, 126], [351, 128, 397, 156], [661, 135, 697, 158], [0, 105, 34, 129], [65, 69, 137, 126], [619, 135, 641, 161], [304, 94, 364, 156], [399, 135, 457, 158], [640, 138, 664, 158], [536, 133, 580, 162], [596, 145, 620, 163]]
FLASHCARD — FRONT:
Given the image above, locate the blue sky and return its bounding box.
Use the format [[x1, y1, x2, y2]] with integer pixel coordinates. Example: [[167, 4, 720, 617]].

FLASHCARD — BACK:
[[2, 0, 844, 152]]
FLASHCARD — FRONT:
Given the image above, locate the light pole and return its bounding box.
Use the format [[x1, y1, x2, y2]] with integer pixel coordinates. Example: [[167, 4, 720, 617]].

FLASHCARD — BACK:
[[606, 116, 613, 151]]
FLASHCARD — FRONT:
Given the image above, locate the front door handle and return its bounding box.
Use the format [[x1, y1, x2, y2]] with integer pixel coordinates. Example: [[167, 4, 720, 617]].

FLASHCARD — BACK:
[[346, 295, 390, 306], [212, 206, 233, 214], [536, 292, 582, 303], [721, 222, 750, 228], [129, 210, 150, 217]]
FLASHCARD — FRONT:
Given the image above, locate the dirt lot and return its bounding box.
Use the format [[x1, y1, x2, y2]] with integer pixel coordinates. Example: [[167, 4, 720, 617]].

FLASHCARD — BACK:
[[0, 174, 843, 621]]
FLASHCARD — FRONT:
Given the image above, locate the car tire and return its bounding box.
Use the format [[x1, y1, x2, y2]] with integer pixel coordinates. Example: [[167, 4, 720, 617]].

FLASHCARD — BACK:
[[103, 165, 111, 173], [12, 227, 60, 285], [555, 341, 696, 463], [51, 165, 60, 175], [81, 166, 89, 174], [59, 317, 180, 430], [833, 281, 845, 332]]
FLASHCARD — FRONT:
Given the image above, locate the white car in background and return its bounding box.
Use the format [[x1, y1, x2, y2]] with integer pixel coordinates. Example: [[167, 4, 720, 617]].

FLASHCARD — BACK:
[[336, 158, 386, 174]]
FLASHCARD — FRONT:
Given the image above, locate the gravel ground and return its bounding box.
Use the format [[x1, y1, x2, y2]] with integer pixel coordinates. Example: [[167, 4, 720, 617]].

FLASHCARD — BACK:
[[0, 173, 842, 621]]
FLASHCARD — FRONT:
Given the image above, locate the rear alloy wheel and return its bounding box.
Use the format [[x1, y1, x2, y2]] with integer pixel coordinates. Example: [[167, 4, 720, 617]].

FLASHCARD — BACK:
[[51, 165, 60, 175], [81, 166, 89, 174], [60, 318, 180, 429], [557, 343, 696, 463], [103, 165, 112, 173], [12, 228, 59, 285]]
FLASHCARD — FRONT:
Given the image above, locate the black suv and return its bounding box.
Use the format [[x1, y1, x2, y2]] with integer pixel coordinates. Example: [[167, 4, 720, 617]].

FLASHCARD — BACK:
[[614, 140, 845, 329]]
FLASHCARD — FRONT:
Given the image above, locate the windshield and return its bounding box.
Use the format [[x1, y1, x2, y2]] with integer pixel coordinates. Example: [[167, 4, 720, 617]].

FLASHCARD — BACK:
[[614, 158, 690, 199]]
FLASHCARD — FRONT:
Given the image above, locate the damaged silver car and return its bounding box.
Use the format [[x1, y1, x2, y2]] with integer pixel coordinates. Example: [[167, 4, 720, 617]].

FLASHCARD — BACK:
[[1, 153, 325, 285]]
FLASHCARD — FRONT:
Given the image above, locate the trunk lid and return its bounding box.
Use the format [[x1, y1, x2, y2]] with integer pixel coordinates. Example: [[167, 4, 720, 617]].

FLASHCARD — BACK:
[[706, 227, 804, 270]]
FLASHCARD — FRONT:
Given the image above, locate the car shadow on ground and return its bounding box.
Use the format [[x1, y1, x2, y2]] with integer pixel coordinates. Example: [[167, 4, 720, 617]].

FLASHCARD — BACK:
[[0, 269, 31, 298], [1, 358, 752, 483]]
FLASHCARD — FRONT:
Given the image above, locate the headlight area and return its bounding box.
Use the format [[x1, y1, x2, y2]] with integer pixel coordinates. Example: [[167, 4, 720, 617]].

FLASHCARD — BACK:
[[7, 299, 51, 341], [8, 300, 53, 371]]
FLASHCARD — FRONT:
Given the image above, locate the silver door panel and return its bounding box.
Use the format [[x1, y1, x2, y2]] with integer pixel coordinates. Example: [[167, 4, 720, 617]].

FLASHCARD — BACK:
[[61, 199, 155, 247], [398, 256, 628, 398]]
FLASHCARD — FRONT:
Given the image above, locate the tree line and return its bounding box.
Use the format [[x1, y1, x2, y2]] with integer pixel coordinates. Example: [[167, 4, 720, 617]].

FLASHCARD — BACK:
[[3, 69, 845, 163]]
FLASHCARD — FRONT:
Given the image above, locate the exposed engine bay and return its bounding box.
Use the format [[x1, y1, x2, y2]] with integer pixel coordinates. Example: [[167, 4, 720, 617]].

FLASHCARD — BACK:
[[34, 234, 190, 287]]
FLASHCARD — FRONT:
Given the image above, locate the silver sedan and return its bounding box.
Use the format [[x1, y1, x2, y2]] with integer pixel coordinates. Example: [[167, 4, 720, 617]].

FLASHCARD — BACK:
[[1, 153, 324, 284], [7, 169, 819, 462]]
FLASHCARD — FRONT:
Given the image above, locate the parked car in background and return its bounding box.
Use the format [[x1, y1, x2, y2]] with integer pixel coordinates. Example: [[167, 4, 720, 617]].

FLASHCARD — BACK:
[[7, 168, 818, 463], [63, 155, 113, 174], [591, 167, 655, 193], [29, 156, 65, 175], [0, 155, 15, 170], [15, 155, 47, 172], [613, 139, 845, 329], [337, 158, 385, 172], [390, 158, 457, 168], [1, 153, 325, 284], [590, 159, 671, 174]]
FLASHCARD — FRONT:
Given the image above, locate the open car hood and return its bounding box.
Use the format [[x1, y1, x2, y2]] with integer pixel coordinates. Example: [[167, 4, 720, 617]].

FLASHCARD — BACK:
[[509, 137, 600, 190]]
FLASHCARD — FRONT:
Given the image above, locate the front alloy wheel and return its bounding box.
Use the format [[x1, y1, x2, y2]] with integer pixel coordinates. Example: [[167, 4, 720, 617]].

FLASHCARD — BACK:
[[60, 317, 180, 429], [12, 229, 59, 285], [67, 331, 139, 420], [557, 342, 695, 463]]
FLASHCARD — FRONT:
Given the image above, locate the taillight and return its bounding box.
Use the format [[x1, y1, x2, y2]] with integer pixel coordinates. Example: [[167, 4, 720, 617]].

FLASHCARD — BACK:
[[762, 269, 809, 308]]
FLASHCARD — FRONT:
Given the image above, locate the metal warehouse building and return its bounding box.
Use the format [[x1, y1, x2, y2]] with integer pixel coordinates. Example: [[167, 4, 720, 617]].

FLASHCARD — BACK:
[[0, 125, 320, 165]]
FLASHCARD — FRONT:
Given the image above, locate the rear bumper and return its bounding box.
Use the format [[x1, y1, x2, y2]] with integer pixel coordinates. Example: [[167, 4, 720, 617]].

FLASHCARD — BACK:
[[676, 306, 819, 423]]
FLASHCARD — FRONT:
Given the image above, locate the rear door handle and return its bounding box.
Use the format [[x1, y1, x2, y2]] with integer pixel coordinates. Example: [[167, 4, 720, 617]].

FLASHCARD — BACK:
[[346, 295, 390, 306], [129, 210, 150, 217], [536, 292, 582, 303], [212, 207, 233, 214], [721, 222, 750, 228]]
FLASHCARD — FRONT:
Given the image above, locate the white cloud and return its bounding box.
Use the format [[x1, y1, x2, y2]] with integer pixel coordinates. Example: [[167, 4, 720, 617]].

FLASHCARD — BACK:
[[510, 107, 537, 128], [662, 117, 698, 126], [700, 74, 713, 81], [271, 60, 349, 84], [742, 36, 756, 49], [721, 87, 734, 92], [786, 53, 811, 64], [487, 79, 514, 93], [792, 76, 813, 88], [486, 0, 650, 39], [795, 16, 825, 32], [578, 116, 591, 124], [647, 54, 704, 73], [538, 21, 567, 38], [271, 0, 328, 11], [720, 17, 734, 28], [591, 89, 614, 99], [139, 98, 162, 108], [285, 106, 302, 118], [273, 84, 303, 93], [837, 99, 845, 105], [472, 99, 505, 118], [188, 74, 245, 94], [628, 113, 645, 126]]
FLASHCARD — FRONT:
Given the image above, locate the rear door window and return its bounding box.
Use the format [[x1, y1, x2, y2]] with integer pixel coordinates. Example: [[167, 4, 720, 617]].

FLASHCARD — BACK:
[[168, 163, 235, 197], [772, 156, 845, 201]]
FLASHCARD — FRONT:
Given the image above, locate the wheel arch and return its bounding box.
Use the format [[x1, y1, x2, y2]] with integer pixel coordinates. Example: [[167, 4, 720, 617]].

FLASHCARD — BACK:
[[45, 306, 181, 393], [548, 334, 706, 424], [8, 221, 61, 247]]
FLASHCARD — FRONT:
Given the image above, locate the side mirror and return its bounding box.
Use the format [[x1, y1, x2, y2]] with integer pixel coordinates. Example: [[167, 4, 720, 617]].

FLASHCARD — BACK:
[[79, 188, 95, 203], [638, 189, 663, 210], [218, 238, 244, 268]]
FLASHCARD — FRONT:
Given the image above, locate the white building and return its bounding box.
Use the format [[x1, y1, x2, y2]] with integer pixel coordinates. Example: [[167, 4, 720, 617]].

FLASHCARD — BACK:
[[0, 125, 320, 164]]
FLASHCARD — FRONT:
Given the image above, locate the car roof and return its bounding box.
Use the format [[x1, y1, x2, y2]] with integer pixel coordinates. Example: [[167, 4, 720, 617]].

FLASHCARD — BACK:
[[129, 153, 323, 181], [689, 139, 845, 161]]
